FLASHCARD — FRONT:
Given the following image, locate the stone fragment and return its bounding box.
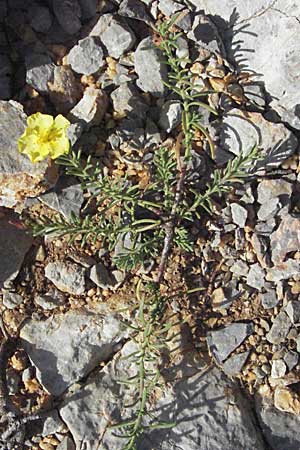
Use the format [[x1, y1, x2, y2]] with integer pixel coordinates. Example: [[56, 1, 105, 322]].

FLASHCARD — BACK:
[[211, 287, 232, 310], [119, 0, 153, 24], [230, 202, 247, 228], [38, 176, 84, 220], [256, 389, 300, 450], [0, 218, 33, 286], [270, 214, 300, 264], [48, 66, 82, 113], [266, 259, 300, 282], [57, 437, 75, 450], [285, 301, 300, 324], [246, 263, 265, 290], [207, 322, 253, 364], [158, 0, 184, 17], [158, 100, 182, 132], [274, 387, 300, 415], [134, 37, 168, 96], [193, 0, 300, 129], [69, 87, 107, 129], [257, 179, 293, 205], [67, 37, 104, 75], [90, 14, 135, 59], [2, 291, 23, 309], [187, 14, 224, 56], [284, 351, 298, 372], [20, 309, 126, 395], [88, 263, 114, 289], [111, 82, 148, 118], [222, 351, 250, 377], [52, 0, 82, 35], [45, 261, 85, 295], [42, 411, 65, 436], [257, 198, 280, 221], [260, 290, 279, 309], [30, 4, 53, 32], [0, 101, 57, 208], [230, 260, 249, 277], [243, 83, 266, 108], [213, 108, 297, 168], [25, 53, 55, 94], [266, 311, 291, 344], [271, 359, 286, 378], [251, 234, 269, 268], [35, 290, 65, 310]]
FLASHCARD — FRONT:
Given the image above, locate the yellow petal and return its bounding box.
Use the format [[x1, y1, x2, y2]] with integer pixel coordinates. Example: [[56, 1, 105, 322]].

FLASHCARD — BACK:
[[18, 132, 38, 153], [54, 114, 71, 131], [49, 136, 70, 159], [27, 113, 53, 132]]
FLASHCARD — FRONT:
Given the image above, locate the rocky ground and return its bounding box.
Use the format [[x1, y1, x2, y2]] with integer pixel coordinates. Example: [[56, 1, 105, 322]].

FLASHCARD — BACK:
[[1, 0, 300, 449]]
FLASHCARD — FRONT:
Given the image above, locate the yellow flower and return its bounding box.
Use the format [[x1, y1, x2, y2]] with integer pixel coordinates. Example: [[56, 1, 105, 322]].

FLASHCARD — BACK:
[[18, 113, 71, 163]]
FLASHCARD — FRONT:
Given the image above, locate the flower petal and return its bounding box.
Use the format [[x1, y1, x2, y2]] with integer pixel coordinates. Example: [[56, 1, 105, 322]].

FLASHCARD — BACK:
[[49, 136, 70, 159], [27, 113, 53, 132], [54, 114, 71, 131]]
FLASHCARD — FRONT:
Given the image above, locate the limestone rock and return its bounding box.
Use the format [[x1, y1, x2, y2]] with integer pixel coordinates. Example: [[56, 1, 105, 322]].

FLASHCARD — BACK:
[[266, 311, 291, 344], [20, 309, 126, 396], [271, 214, 300, 264], [266, 259, 300, 282], [67, 37, 105, 75], [134, 37, 168, 97], [48, 66, 83, 113], [68, 87, 107, 130], [0, 101, 58, 208], [25, 53, 55, 93], [45, 261, 86, 295]]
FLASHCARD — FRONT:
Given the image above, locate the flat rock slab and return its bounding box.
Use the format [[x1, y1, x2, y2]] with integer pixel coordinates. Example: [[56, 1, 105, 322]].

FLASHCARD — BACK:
[[60, 362, 265, 450], [0, 101, 58, 208], [20, 309, 127, 396], [213, 108, 297, 168], [195, 0, 300, 129], [270, 214, 300, 264], [45, 261, 86, 295], [0, 217, 33, 286]]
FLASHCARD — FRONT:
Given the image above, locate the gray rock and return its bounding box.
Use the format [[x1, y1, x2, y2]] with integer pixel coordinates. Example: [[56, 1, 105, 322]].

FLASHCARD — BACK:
[[187, 14, 224, 56], [20, 309, 126, 395], [60, 352, 265, 450], [42, 410, 65, 436], [271, 359, 286, 378], [35, 290, 65, 310], [89, 262, 115, 289], [2, 291, 23, 309], [158, 100, 182, 132], [285, 301, 300, 324], [243, 83, 266, 108], [68, 86, 107, 129], [213, 109, 297, 168], [257, 198, 280, 221], [90, 14, 136, 59], [145, 118, 162, 146], [255, 218, 276, 235], [38, 176, 84, 220], [222, 351, 250, 377], [158, 0, 184, 17], [111, 82, 148, 118], [266, 311, 291, 344], [270, 214, 300, 265], [230, 260, 249, 277], [57, 436, 75, 450], [256, 391, 300, 450], [284, 351, 298, 372], [266, 259, 300, 282], [52, 0, 82, 35], [0, 217, 33, 286], [257, 179, 293, 205], [67, 37, 105, 75], [22, 367, 34, 383], [230, 202, 247, 228], [194, 0, 300, 129], [0, 54, 12, 99], [78, 0, 97, 19], [207, 322, 253, 364], [30, 4, 53, 32], [260, 290, 279, 309], [45, 261, 86, 295], [134, 37, 168, 97], [25, 53, 55, 94], [246, 263, 265, 290], [119, 0, 153, 24], [66, 122, 85, 146]]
